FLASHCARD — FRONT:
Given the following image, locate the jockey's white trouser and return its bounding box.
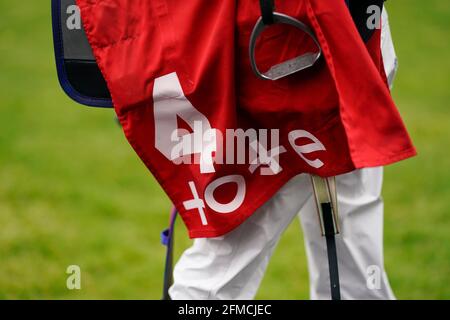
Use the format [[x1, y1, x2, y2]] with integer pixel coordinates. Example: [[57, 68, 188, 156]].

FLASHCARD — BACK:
[[170, 9, 397, 300]]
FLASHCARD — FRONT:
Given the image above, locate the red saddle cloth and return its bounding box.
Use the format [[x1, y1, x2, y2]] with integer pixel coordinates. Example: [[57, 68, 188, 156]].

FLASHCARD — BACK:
[[77, 0, 416, 238]]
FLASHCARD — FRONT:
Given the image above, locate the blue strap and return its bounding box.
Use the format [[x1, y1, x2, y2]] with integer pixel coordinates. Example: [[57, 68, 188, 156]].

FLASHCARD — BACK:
[[160, 228, 170, 246], [259, 0, 274, 25]]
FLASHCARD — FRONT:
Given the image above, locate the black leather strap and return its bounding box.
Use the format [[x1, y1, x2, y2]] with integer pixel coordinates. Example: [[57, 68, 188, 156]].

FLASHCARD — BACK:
[[259, 0, 274, 25], [322, 203, 341, 300]]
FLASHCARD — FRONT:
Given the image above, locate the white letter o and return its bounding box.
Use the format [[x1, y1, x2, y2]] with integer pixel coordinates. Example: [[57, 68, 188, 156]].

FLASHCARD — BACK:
[[204, 175, 246, 214]]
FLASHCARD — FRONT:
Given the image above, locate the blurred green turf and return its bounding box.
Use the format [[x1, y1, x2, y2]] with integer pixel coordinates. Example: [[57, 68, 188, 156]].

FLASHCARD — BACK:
[[0, 0, 449, 299]]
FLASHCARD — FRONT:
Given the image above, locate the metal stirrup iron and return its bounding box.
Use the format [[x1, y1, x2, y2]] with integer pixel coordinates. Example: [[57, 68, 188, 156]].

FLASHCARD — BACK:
[[311, 176, 341, 300], [249, 0, 322, 80]]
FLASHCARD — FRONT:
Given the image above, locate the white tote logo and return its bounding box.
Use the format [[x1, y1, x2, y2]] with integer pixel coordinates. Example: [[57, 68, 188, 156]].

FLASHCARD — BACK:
[[152, 72, 328, 221]]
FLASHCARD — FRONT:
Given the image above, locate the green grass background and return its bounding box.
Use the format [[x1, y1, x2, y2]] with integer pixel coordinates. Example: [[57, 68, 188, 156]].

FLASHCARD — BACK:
[[0, 0, 449, 299]]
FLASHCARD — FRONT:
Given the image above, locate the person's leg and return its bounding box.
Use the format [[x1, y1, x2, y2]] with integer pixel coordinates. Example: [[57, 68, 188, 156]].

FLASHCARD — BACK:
[[169, 173, 311, 300], [298, 167, 395, 299]]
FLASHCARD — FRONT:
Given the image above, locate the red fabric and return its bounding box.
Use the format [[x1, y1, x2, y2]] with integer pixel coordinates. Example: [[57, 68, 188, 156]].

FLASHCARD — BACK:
[[77, 0, 416, 238]]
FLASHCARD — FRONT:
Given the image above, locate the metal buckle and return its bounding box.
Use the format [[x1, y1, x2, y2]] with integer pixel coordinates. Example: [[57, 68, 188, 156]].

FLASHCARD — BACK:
[[249, 12, 322, 81], [310, 175, 340, 236]]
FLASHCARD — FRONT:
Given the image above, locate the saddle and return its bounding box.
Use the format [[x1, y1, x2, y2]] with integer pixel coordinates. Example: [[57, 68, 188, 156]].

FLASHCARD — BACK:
[[51, 0, 385, 107]]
